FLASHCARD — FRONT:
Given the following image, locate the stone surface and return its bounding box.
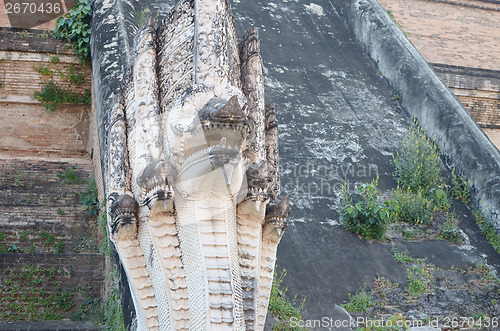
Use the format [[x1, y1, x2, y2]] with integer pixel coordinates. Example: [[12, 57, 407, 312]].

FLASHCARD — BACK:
[[0, 29, 74, 55]]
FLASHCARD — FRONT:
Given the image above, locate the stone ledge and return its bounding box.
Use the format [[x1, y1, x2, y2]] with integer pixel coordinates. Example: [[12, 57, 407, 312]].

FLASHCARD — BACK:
[[430, 0, 500, 11], [0, 252, 104, 261], [431, 63, 500, 81], [0, 321, 101, 331], [0, 28, 73, 55]]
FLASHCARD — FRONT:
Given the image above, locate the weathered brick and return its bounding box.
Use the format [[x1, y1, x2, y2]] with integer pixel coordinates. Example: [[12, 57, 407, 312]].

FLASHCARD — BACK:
[[378, 0, 500, 145], [378, 0, 500, 70]]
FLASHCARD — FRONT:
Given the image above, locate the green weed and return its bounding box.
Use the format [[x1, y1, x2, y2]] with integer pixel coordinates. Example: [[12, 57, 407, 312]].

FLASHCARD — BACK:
[[393, 120, 443, 195], [268, 268, 307, 330], [80, 177, 99, 217], [392, 187, 433, 225], [391, 245, 414, 264], [34, 80, 91, 111], [342, 288, 373, 313], [428, 187, 450, 211], [50, 55, 60, 64], [340, 178, 393, 240], [0, 264, 76, 320], [39, 231, 65, 253], [451, 169, 470, 204], [391, 89, 400, 101], [439, 212, 463, 244], [406, 261, 431, 297], [33, 64, 53, 77], [474, 209, 500, 254], [37, 30, 50, 39], [66, 65, 85, 84], [57, 167, 84, 184], [54, 0, 92, 64]]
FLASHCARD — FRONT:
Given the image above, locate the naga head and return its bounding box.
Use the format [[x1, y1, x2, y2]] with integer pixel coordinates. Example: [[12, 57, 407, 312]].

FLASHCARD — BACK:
[[264, 196, 290, 238], [165, 85, 254, 199], [107, 192, 139, 240], [136, 159, 171, 205]]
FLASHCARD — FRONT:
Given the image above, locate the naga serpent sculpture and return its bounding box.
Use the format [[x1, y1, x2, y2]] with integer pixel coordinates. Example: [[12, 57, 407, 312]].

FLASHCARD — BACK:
[[105, 0, 289, 329]]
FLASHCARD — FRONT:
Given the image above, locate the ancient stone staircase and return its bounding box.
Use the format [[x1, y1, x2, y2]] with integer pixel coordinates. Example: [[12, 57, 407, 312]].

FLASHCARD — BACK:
[[0, 30, 103, 329]]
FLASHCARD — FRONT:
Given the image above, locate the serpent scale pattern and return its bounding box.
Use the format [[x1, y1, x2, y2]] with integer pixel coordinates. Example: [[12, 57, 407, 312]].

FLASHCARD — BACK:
[[236, 202, 265, 330], [148, 204, 190, 330], [255, 223, 281, 330], [117, 236, 160, 330]]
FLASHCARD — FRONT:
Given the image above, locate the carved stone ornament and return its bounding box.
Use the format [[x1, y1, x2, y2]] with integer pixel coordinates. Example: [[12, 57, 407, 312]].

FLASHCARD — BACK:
[[105, 0, 289, 329]]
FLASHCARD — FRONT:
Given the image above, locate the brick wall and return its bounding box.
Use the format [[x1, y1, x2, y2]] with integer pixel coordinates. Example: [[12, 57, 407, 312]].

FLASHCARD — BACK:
[[0, 29, 105, 326], [483, 128, 500, 147], [377, 0, 500, 147]]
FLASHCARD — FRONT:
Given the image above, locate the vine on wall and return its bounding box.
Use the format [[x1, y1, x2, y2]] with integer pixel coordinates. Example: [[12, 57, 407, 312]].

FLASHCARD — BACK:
[[53, 0, 93, 64], [33, 62, 91, 112]]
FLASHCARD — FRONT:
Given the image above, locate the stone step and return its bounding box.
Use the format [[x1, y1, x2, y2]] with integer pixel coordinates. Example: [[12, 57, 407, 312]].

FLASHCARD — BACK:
[[0, 205, 88, 220], [0, 191, 83, 207], [0, 103, 91, 159], [0, 158, 97, 253], [0, 253, 104, 281], [0, 215, 97, 254], [0, 158, 93, 221], [0, 156, 99, 241], [0, 30, 74, 56], [0, 158, 91, 173], [0, 158, 92, 190], [0, 321, 101, 330], [0, 253, 104, 323]]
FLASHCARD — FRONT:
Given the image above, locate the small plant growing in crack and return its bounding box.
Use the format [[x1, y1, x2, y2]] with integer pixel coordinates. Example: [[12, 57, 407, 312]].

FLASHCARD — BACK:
[[391, 89, 401, 101], [50, 55, 60, 64], [391, 244, 414, 264], [406, 260, 431, 297], [57, 167, 84, 184], [342, 287, 373, 313], [451, 168, 470, 204], [33, 64, 53, 77]]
